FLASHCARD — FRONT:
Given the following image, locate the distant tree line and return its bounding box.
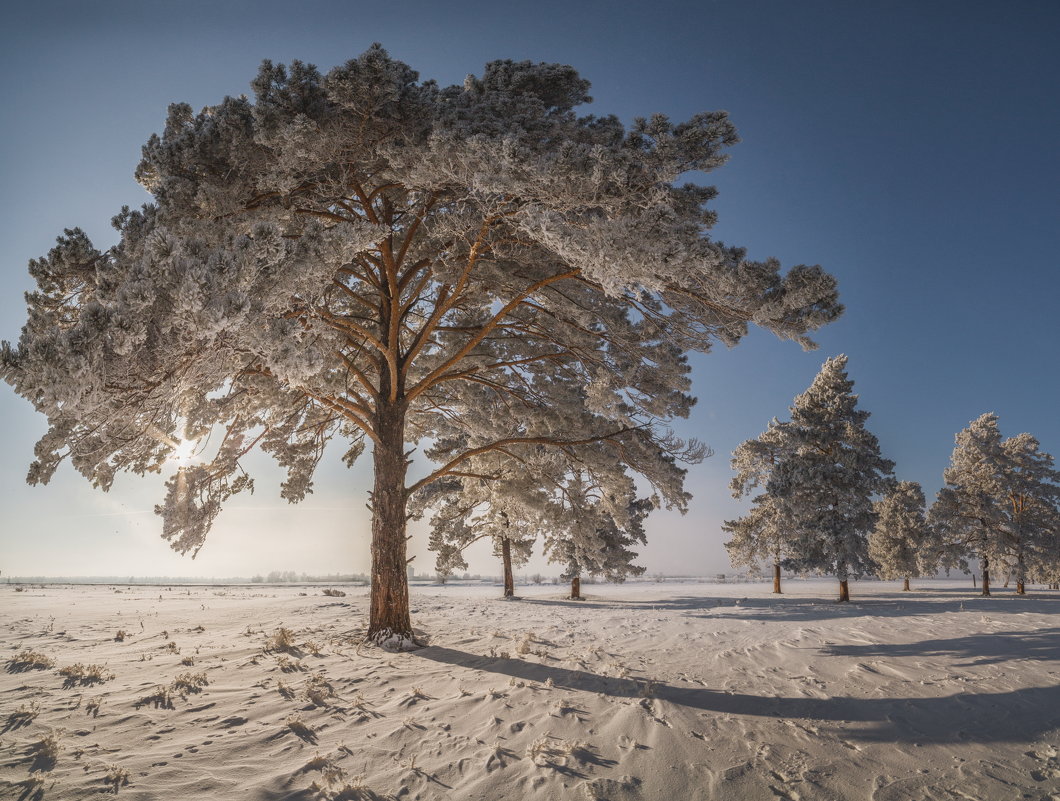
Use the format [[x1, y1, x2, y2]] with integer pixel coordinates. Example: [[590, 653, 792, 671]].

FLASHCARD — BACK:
[[251, 571, 370, 584], [724, 356, 1060, 600]]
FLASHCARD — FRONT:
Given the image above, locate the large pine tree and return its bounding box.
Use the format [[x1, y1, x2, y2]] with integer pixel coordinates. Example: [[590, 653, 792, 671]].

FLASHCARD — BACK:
[[767, 355, 894, 602], [2, 46, 840, 643]]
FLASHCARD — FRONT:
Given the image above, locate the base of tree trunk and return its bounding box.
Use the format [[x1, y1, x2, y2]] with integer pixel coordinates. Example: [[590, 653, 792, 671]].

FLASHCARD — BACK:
[[773, 563, 782, 594], [837, 579, 850, 603], [903, 577, 911, 592], [981, 567, 991, 597], [1016, 581, 1025, 595]]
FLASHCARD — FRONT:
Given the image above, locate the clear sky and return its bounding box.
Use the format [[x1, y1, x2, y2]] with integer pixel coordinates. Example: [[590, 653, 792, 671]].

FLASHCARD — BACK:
[[2, 0, 1058, 579]]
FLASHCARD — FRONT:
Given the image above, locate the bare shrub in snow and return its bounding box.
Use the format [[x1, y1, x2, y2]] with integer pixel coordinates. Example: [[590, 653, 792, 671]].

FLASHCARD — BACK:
[[58, 662, 114, 687], [7, 650, 55, 672], [286, 714, 317, 743], [134, 686, 174, 710], [267, 627, 298, 653], [303, 672, 336, 707], [6, 700, 41, 730], [104, 764, 130, 793], [171, 671, 208, 696], [29, 730, 63, 770]]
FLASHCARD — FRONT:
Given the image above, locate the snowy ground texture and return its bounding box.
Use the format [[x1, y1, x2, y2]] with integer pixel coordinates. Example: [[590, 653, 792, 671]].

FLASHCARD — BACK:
[[2, 580, 1060, 800]]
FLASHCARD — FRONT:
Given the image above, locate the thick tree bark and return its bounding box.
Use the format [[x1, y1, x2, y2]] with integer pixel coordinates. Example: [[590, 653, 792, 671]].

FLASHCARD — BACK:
[[1016, 552, 1026, 595], [367, 402, 413, 643], [773, 563, 782, 594], [903, 577, 911, 592], [501, 539, 514, 598], [1016, 580, 1026, 595], [570, 575, 582, 600], [981, 555, 991, 597], [838, 579, 850, 602]]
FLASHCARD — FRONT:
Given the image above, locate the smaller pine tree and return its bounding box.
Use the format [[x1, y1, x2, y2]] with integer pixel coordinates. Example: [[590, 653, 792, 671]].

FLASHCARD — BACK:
[[725, 420, 792, 593], [869, 481, 932, 591], [929, 414, 1060, 596], [768, 355, 894, 602], [998, 433, 1060, 595], [543, 476, 650, 600]]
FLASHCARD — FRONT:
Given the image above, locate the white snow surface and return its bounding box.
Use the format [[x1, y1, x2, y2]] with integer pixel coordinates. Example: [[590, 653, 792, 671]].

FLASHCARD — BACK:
[[2, 579, 1059, 799]]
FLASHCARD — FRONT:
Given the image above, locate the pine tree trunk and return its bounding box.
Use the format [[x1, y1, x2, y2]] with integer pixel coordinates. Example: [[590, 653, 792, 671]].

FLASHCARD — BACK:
[[903, 576, 911, 592], [773, 563, 782, 593], [501, 539, 515, 598], [981, 556, 991, 597], [1015, 552, 1026, 595], [570, 575, 581, 600], [838, 579, 850, 602], [367, 403, 413, 644], [1016, 580, 1025, 595]]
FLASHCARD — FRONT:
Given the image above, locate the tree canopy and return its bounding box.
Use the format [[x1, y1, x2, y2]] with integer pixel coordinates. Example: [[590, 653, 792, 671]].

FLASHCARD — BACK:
[[2, 45, 841, 642]]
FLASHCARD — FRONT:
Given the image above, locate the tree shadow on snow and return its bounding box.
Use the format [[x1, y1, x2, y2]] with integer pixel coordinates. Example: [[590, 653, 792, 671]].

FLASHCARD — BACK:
[[521, 593, 942, 623], [605, 591, 1060, 623], [412, 645, 1060, 745], [823, 627, 1060, 667]]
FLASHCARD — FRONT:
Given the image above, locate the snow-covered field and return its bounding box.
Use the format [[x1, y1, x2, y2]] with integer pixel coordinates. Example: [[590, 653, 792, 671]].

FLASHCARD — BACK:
[[2, 580, 1059, 800]]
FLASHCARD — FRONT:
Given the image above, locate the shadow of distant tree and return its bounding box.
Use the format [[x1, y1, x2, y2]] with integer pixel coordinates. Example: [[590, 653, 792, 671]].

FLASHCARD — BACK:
[[519, 590, 1060, 623], [412, 645, 1060, 745], [823, 627, 1060, 666]]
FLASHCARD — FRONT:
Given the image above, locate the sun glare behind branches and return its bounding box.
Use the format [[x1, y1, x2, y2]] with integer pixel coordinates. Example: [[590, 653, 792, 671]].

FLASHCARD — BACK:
[[168, 439, 198, 466]]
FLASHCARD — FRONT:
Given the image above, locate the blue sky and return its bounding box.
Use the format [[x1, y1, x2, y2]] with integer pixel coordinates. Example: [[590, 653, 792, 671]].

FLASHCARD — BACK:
[[1, 0, 1058, 578]]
